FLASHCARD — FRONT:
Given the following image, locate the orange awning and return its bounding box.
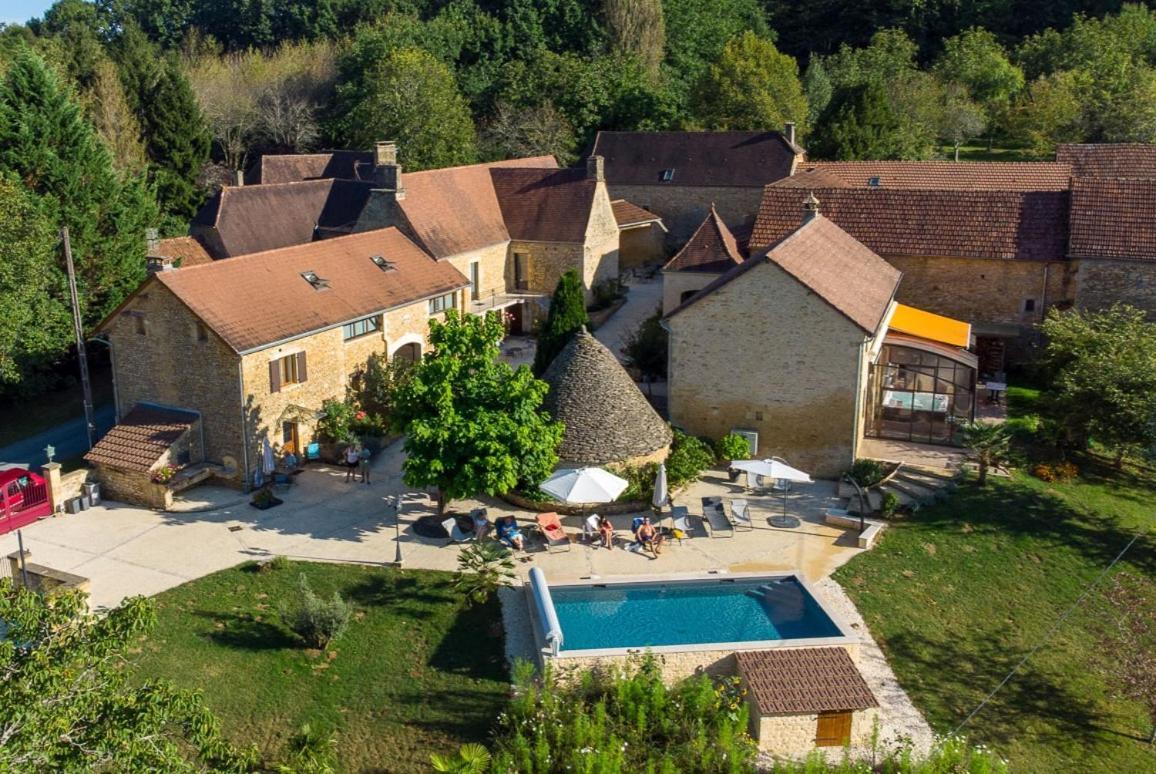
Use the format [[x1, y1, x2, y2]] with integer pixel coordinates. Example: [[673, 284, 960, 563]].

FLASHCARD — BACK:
[[887, 304, 971, 349]]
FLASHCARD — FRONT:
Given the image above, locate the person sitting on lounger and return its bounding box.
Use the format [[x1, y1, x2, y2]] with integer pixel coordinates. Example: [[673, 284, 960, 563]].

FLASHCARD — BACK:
[[583, 513, 601, 543], [636, 516, 663, 556], [471, 508, 491, 540], [598, 516, 615, 549], [496, 516, 524, 551]]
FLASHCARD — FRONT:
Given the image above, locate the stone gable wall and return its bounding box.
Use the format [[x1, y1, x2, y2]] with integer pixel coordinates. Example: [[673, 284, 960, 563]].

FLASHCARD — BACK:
[[606, 184, 764, 247], [662, 270, 721, 315], [583, 182, 623, 290], [1072, 258, 1156, 315], [107, 283, 243, 466], [619, 223, 666, 269], [667, 260, 868, 478]]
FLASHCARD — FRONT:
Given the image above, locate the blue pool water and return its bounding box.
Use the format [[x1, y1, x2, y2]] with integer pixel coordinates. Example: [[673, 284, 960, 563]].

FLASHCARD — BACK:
[[549, 576, 843, 652]]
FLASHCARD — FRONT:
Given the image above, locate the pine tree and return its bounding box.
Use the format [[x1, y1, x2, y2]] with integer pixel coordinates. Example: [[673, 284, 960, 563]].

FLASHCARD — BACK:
[[143, 59, 211, 218], [810, 80, 905, 160], [533, 270, 589, 375], [0, 48, 157, 328]]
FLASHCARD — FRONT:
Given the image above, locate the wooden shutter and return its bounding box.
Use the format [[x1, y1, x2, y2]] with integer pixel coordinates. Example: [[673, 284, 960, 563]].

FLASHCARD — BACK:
[[269, 359, 281, 393], [296, 351, 307, 383], [815, 711, 853, 747]]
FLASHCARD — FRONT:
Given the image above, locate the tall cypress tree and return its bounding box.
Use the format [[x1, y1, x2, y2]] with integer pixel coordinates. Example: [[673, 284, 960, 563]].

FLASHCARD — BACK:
[[533, 270, 589, 375], [0, 48, 157, 327]]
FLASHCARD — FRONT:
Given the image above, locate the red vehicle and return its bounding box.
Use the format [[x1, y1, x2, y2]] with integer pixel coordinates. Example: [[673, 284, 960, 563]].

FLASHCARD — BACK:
[[0, 468, 52, 536]]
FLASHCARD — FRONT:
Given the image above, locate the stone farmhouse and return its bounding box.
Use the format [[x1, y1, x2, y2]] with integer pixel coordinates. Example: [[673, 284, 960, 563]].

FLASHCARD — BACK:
[[88, 145, 638, 498], [591, 128, 805, 245], [665, 197, 976, 476]]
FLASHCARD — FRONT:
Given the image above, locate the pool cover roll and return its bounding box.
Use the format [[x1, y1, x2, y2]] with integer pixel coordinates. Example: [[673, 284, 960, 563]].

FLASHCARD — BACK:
[[529, 567, 563, 654]]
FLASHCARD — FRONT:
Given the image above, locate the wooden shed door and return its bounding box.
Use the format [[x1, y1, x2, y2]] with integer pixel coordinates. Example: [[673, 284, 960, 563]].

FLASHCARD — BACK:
[[815, 711, 852, 747]]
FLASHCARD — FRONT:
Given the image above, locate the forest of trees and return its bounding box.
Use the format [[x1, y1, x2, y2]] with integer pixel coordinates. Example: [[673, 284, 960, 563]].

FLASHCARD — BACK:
[[3, 0, 1156, 398]]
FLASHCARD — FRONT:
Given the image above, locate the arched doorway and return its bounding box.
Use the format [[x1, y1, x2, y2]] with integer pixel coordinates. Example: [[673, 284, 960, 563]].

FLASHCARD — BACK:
[[392, 342, 421, 365]]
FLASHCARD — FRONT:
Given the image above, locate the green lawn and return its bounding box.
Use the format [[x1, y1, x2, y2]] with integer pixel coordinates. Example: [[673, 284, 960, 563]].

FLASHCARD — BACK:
[[834, 460, 1155, 771], [132, 562, 510, 772], [936, 143, 1037, 162]]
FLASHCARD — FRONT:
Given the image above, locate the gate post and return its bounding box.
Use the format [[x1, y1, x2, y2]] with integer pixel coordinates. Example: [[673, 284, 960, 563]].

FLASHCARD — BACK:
[[42, 462, 64, 514]]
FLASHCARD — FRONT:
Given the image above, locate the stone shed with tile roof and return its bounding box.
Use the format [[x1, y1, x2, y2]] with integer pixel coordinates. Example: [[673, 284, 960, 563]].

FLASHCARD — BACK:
[[611, 199, 667, 269], [84, 404, 201, 509], [736, 648, 879, 754], [541, 329, 671, 467], [661, 205, 745, 314]]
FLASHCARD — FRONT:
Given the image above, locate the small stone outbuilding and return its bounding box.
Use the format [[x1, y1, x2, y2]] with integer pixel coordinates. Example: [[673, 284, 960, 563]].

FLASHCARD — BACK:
[[541, 329, 671, 467], [736, 648, 878, 756], [84, 404, 201, 509]]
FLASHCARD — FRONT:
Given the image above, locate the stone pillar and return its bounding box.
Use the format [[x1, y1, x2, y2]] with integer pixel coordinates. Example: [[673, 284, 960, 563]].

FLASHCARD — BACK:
[[7, 549, 30, 586], [42, 462, 64, 514]]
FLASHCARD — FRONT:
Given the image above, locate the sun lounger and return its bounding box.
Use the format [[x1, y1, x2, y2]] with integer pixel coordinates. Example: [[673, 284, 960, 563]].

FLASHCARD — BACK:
[[442, 516, 473, 545], [704, 501, 734, 538], [535, 512, 572, 553], [727, 498, 754, 531]]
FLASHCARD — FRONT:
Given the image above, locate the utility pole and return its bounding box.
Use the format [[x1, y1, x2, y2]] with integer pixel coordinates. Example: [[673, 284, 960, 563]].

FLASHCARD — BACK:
[[62, 227, 96, 450]]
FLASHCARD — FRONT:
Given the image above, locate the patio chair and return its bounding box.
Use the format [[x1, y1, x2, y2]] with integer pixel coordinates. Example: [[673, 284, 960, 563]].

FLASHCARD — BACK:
[[703, 500, 734, 538], [441, 516, 473, 545], [305, 442, 321, 462], [727, 498, 754, 531], [669, 505, 696, 545], [535, 512, 572, 553]]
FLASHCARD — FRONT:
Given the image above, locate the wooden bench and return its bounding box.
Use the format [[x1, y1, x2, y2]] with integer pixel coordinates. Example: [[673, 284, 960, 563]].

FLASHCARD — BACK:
[[824, 508, 885, 549]]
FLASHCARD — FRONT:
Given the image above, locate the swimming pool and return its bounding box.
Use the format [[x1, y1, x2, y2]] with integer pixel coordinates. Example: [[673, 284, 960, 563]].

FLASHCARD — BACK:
[[529, 571, 849, 655]]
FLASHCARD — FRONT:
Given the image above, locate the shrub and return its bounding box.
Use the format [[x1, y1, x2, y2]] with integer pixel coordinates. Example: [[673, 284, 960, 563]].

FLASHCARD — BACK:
[[278, 722, 337, 774], [491, 656, 757, 772], [622, 308, 668, 382], [316, 399, 355, 443], [588, 277, 626, 312], [613, 461, 659, 503], [666, 429, 716, 488], [1031, 461, 1078, 483], [350, 410, 388, 438], [280, 574, 352, 649], [150, 464, 178, 484], [848, 458, 886, 487], [259, 555, 291, 573], [715, 432, 751, 463], [453, 541, 516, 605], [880, 491, 900, 518]]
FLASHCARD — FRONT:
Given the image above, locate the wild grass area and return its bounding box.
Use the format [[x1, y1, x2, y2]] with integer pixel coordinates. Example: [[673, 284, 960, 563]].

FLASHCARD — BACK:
[[835, 389, 1155, 772], [131, 562, 509, 772]]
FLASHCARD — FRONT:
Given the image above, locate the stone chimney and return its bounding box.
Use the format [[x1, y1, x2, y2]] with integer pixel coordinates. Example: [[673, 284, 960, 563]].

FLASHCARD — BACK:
[[784, 122, 797, 147], [586, 154, 605, 182], [373, 140, 405, 200], [802, 192, 820, 224], [145, 228, 175, 273], [233, 169, 244, 187]]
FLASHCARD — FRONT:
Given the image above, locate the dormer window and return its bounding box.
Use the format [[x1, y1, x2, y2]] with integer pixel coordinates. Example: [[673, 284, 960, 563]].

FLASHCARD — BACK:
[[371, 255, 396, 272], [301, 271, 330, 290], [661, 168, 675, 182], [868, 177, 881, 187]]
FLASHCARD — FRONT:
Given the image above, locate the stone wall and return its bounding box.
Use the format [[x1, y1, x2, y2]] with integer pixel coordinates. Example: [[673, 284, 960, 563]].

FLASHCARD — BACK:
[[605, 184, 764, 246], [883, 255, 1074, 334], [444, 241, 510, 307], [1073, 258, 1156, 315], [94, 465, 172, 509], [108, 282, 244, 465], [583, 181, 622, 290], [667, 260, 869, 478], [751, 707, 879, 756], [509, 240, 587, 298], [662, 270, 721, 315], [619, 223, 665, 269]]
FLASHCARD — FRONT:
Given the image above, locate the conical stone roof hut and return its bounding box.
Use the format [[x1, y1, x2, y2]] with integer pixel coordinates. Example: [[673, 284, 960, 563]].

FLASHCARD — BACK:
[[541, 329, 672, 466]]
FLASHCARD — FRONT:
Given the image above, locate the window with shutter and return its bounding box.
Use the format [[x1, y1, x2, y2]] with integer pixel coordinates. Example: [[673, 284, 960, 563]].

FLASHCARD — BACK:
[[269, 360, 281, 393], [296, 351, 307, 383]]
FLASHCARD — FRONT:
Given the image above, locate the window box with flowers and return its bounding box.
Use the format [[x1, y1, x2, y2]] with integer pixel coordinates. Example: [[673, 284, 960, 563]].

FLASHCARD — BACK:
[[151, 464, 180, 485]]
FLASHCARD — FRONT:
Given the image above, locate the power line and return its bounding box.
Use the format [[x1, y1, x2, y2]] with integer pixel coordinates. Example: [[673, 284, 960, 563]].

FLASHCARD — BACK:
[[952, 531, 1144, 735]]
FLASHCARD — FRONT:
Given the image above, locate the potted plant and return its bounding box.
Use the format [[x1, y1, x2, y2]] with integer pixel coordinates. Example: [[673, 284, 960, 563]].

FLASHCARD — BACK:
[[250, 486, 283, 510], [150, 464, 179, 485]]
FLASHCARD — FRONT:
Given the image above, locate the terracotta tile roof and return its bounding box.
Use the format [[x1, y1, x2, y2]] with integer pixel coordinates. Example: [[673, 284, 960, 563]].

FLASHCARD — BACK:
[[591, 131, 800, 187], [151, 228, 467, 353], [663, 205, 744, 273], [155, 236, 213, 267], [252, 150, 375, 184], [396, 156, 559, 258], [1057, 143, 1156, 178], [491, 167, 596, 243], [192, 179, 374, 258], [1069, 177, 1156, 261], [752, 187, 1069, 261], [668, 215, 900, 334], [737, 648, 878, 714], [84, 405, 197, 473], [792, 161, 1072, 191], [611, 199, 663, 228]]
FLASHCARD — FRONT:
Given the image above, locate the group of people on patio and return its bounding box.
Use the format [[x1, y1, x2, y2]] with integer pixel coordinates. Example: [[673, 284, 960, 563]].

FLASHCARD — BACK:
[[584, 513, 665, 556]]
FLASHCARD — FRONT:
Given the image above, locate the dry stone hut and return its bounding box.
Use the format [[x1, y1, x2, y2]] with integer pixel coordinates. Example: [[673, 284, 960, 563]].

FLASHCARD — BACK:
[[541, 329, 671, 467]]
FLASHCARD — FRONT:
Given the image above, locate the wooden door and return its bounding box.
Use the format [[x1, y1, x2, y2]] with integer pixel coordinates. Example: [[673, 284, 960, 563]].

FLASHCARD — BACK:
[[282, 421, 299, 455], [815, 711, 853, 747]]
